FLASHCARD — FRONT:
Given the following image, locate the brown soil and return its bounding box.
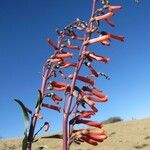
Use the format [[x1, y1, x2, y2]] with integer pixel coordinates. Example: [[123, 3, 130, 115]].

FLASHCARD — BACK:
[[0, 118, 150, 150]]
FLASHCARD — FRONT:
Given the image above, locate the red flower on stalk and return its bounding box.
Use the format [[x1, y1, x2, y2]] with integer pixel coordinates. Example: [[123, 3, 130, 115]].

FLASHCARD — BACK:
[[93, 12, 114, 21], [84, 35, 110, 45], [84, 62, 99, 77], [76, 119, 102, 128], [82, 86, 107, 99], [42, 103, 61, 112], [83, 51, 110, 63]]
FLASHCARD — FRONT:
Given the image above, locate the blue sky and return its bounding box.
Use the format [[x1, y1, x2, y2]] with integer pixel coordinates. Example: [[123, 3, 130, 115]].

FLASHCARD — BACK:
[[0, 0, 150, 138]]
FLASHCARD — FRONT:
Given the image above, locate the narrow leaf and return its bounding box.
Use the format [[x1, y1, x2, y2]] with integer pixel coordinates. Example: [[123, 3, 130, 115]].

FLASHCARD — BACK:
[[14, 99, 30, 130]]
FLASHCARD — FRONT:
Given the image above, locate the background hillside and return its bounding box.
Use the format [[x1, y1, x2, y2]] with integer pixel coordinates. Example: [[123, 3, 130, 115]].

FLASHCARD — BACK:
[[1, 118, 150, 150]]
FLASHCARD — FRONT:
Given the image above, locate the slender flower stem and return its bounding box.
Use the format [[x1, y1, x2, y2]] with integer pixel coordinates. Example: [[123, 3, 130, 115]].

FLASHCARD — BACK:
[[62, 0, 97, 149], [26, 69, 50, 150], [26, 35, 63, 150]]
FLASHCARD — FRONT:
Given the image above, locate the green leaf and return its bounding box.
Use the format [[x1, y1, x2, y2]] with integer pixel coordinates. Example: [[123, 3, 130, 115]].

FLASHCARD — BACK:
[[35, 90, 43, 109], [14, 99, 30, 130], [41, 134, 63, 139], [22, 132, 28, 150]]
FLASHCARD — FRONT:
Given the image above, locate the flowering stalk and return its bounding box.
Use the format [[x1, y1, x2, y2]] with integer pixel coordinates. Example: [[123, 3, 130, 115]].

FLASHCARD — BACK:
[[15, 0, 124, 150]]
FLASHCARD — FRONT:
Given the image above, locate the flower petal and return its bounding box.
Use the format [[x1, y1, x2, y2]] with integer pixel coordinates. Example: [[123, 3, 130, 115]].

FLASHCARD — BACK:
[[94, 12, 114, 21]]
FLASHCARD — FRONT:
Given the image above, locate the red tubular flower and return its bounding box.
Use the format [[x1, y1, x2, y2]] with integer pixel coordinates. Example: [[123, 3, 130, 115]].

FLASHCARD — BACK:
[[108, 5, 122, 11], [34, 113, 43, 119], [80, 136, 98, 146], [50, 81, 67, 87], [47, 58, 62, 63], [82, 86, 107, 99], [76, 111, 95, 119], [76, 119, 102, 128], [86, 132, 107, 142], [84, 35, 110, 45], [101, 31, 124, 41], [55, 52, 73, 59], [93, 12, 114, 21], [80, 110, 95, 115], [85, 62, 98, 77], [65, 45, 80, 50], [83, 51, 110, 63], [110, 33, 124, 41], [59, 61, 77, 68], [42, 103, 61, 112], [87, 95, 108, 102], [47, 93, 62, 103], [44, 122, 50, 132], [90, 105, 98, 112], [47, 38, 58, 49], [77, 75, 94, 86], [50, 86, 67, 91], [53, 94, 62, 102], [82, 95, 98, 112]]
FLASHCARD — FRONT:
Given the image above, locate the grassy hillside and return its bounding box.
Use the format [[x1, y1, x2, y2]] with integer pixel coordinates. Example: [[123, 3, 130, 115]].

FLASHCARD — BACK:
[[1, 118, 150, 150]]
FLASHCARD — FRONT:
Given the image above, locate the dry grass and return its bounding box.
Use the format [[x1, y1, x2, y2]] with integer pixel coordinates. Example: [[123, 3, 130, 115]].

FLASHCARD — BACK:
[[1, 118, 150, 150]]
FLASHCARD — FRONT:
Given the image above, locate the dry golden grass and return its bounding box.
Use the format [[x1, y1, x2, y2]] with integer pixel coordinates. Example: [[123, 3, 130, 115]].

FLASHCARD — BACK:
[[1, 118, 150, 150]]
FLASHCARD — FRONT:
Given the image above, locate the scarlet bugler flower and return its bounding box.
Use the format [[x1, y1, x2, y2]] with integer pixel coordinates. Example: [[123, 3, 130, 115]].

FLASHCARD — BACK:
[[101, 31, 124, 41], [59, 61, 77, 68], [79, 135, 98, 146], [55, 52, 73, 59], [84, 35, 110, 45], [47, 93, 62, 104], [76, 119, 102, 128], [93, 12, 114, 21], [83, 51, 110, 63], [84, 62, 99, 77], [42, 103, 61, 112], [47, 38, 58, 49], [82, 86, 107, 99], [76, 75, 94, 86], [65, 45, 80, 50], [108, 5, 122, 11]]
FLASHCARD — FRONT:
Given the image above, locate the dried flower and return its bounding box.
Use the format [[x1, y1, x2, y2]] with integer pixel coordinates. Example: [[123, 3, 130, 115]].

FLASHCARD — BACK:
[[47, 38, 58, 49]]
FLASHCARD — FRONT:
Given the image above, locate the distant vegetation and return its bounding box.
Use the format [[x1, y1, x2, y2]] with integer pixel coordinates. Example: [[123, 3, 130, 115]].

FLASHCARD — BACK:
[[102, 117, 123, 124]]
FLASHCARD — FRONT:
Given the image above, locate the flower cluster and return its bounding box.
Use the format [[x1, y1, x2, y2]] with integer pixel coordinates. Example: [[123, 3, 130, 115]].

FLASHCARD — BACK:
[[15, 0, 124, 149], [39, 0, 124, 148]]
